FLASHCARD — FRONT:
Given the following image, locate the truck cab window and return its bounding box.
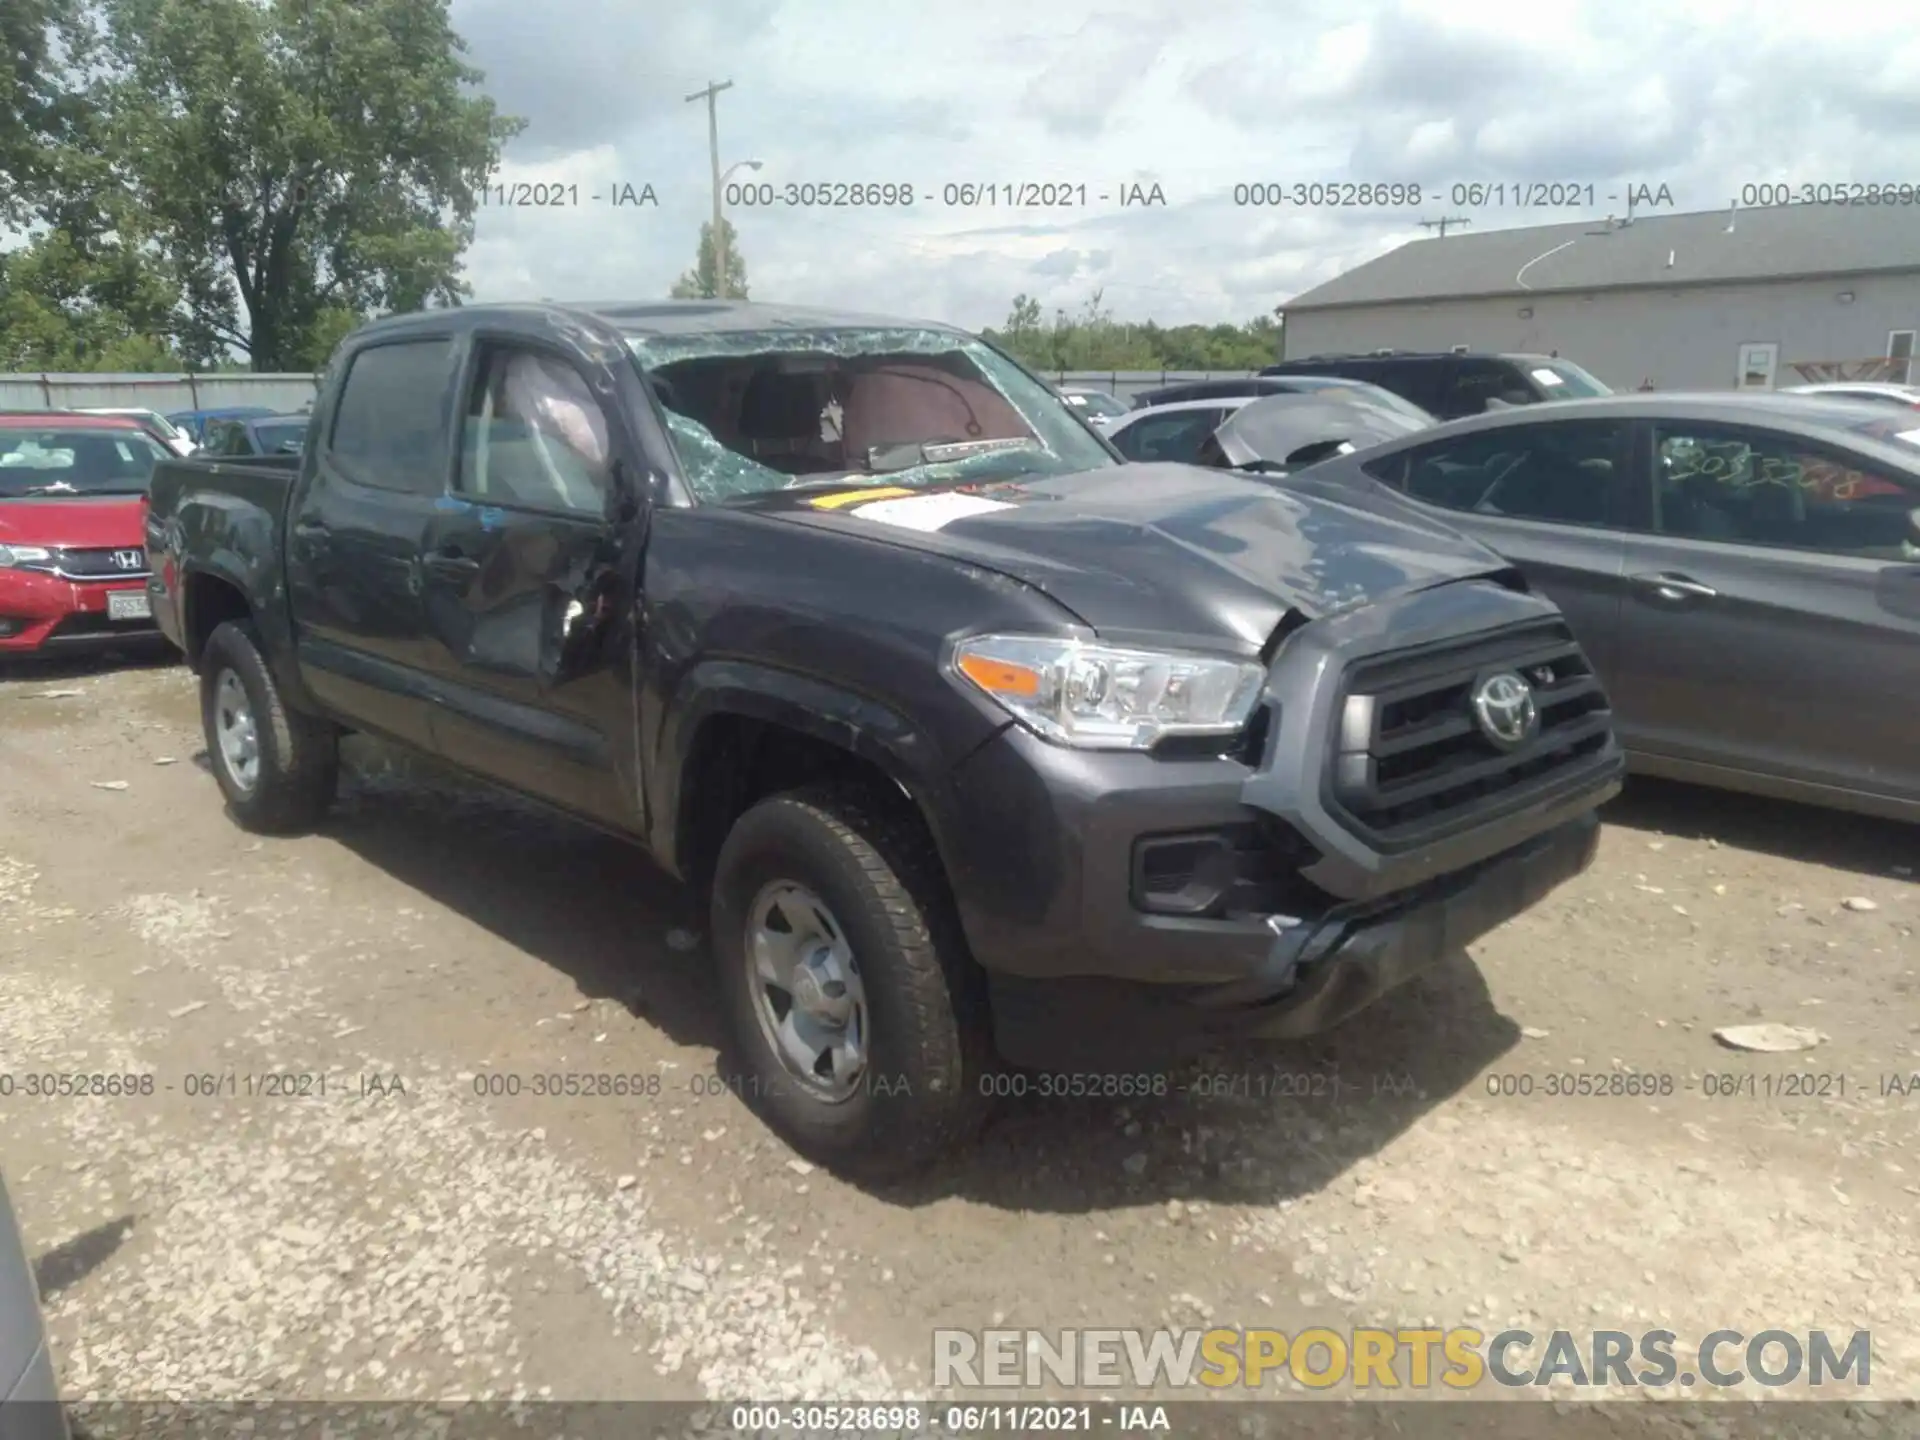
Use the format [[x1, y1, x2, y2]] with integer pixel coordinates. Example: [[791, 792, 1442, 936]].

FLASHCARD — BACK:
[[459, 347, 612, 514]]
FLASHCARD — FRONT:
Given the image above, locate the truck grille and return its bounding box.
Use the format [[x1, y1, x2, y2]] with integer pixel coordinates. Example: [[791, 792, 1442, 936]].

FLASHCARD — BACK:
[[1329, 621, 1612, 850]]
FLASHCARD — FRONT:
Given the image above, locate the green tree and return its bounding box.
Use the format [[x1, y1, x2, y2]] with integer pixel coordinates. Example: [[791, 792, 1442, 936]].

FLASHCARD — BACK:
[[69, 0, 522, 370], [0, 0, 95, 223], [670, 217, 749, 300], [983, 292, 1283, 373], [0, 228, 187, 371]]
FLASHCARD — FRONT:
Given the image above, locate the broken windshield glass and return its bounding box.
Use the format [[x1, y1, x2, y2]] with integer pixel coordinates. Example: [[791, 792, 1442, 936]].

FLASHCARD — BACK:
[[626, 326, 1114, 502]]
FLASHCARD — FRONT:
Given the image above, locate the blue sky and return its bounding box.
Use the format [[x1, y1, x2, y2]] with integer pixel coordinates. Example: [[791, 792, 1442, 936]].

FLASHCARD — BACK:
[[450, 0, 1920, 330]]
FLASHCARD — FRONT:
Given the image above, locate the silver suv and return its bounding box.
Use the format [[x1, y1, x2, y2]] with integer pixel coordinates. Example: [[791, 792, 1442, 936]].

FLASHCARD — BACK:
[[0, 1172, 67, 1439]]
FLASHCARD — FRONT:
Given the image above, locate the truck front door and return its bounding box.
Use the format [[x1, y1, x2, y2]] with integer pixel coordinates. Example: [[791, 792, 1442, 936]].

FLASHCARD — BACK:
[[416, 336, 643, 825]]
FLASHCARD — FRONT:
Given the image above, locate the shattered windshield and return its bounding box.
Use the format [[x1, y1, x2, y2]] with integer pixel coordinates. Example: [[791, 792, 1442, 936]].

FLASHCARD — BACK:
[[626, 327, 1116, 502]]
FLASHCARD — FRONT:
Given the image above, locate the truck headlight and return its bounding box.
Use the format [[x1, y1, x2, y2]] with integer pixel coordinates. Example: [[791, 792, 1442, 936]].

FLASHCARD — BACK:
[[0, 545, 52, 569], [951, 634, 1266, 750]]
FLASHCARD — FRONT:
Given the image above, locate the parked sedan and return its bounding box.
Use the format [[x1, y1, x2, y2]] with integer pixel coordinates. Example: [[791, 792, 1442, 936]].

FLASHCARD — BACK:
[[73, 407, 197, 456], [1108, 383, 1432, 465], [201, 413, 311, 458], [165, 405, 277, 446], [1105, 397, 1256, 463], [0, 415, 166, 657], [1257, 393, 1920, 821]]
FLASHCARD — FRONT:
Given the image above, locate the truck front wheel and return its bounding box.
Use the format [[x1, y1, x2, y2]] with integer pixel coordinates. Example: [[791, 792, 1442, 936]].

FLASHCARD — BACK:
[[709, 784, 988, 1178], [200, 620, 339, 834]]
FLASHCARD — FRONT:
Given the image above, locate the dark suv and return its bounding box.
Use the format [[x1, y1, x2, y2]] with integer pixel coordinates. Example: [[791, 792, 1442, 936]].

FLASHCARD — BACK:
[[1261, 352, 1611, 420]]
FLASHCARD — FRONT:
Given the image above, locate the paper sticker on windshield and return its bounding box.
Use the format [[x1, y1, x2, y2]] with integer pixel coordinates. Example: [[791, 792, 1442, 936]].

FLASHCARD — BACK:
[[1897, 428, 1920, 447], [1530, 368, 1563, 386], [850, 492, 1015, 531], [808, 486, 916, 510]]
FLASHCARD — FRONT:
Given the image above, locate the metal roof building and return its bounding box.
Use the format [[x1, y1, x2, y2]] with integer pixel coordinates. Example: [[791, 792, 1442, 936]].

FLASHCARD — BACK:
[[1280, 204, 1920, 392]]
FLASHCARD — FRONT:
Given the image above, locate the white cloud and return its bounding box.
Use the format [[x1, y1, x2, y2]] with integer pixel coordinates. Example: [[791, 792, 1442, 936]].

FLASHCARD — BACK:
[[448, 0, 1920, 331]]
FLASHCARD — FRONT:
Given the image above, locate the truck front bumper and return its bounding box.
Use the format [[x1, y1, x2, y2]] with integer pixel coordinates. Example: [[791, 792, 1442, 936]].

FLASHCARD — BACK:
[[984, 809, 1598, 1070], [929, 580, 1623, 1071]]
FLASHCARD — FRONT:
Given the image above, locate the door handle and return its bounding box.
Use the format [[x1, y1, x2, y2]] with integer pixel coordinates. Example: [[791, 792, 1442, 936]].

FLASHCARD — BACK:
[[291, 520, 329, 541], [1630, 571, 1717, 602], [422, 547, 481, 581]]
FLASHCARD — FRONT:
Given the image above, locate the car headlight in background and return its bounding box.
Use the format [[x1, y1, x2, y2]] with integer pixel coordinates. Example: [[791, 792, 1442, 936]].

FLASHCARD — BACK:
[[952, 634, 1266, 750], [0, 545, 52, 569]]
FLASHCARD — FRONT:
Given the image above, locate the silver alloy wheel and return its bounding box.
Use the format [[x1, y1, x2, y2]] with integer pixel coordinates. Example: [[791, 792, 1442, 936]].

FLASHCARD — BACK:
[[213, 669, 261, 793], [744, 880, 869, 1101]]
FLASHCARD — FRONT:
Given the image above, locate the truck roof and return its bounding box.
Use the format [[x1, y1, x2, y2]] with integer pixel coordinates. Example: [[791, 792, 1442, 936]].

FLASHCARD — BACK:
[[353, 299, 963, 344]]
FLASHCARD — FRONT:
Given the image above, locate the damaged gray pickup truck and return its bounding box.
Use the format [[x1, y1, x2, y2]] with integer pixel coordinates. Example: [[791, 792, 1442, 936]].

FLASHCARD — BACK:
[[145, 300, 1624, 1176]]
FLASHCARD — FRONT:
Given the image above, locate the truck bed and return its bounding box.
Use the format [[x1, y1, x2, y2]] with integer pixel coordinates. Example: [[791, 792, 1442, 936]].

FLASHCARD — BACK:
[[145, 454, 301, 660], [147, 454, 298, 526]]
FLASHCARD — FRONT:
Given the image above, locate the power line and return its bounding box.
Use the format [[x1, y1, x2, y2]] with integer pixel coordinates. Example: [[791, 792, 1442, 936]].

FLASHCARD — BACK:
[[1419, 216, 1472, 238]]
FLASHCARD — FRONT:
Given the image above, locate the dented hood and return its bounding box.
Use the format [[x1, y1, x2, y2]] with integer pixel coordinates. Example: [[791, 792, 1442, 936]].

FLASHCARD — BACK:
[[741, 463, 1513, 651]]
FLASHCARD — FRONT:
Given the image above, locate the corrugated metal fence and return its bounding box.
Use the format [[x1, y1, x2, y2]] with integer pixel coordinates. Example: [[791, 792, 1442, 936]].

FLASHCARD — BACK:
[[2, 369, 1258, 413], [0, 373, 324, 413]]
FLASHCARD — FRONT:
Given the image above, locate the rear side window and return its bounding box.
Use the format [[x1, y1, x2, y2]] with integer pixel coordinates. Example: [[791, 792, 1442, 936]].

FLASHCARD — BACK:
[[1431, 360, 1534, 419], [1346, 361, 1444, 412], [329, 338, 456, 493]]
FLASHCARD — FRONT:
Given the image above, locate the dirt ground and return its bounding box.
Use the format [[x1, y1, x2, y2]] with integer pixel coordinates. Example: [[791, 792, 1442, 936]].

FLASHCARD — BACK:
[[2, 651, 1916, 1428]]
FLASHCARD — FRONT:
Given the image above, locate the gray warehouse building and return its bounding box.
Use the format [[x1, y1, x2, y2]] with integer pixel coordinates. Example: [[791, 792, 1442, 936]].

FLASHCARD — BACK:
[[1280, 204, 1919, 392]]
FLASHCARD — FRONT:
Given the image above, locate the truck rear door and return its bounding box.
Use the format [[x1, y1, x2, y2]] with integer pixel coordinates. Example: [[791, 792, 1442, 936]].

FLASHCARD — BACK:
[[285, 334, 458, 751]]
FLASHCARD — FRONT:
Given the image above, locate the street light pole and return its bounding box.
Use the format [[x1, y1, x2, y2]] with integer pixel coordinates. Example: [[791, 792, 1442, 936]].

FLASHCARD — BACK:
[[686, 79, 734, 297]]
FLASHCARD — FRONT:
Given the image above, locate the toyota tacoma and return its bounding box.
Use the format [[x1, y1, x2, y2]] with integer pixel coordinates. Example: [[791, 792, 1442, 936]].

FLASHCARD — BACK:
[[144, 301, 1623, 1176]]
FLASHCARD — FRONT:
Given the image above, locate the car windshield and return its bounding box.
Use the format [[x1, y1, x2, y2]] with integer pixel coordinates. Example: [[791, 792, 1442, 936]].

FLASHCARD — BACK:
[[0, 429, 165, 496], [1518, 358, 1611, 399], [84, 409, 183, 440], [628, 327, 1116, 502], [1065, 390, 1129, 419], [253, 422, 308, 453]]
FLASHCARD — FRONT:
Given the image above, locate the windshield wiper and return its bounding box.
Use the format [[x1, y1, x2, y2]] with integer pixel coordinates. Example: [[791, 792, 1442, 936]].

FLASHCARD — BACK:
[[20, 482, 79, 495]]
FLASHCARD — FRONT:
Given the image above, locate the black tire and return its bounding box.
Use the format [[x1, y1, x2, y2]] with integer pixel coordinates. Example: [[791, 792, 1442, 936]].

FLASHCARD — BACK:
[[709, 783, 990, 1179], [199, 619, 339, 834]]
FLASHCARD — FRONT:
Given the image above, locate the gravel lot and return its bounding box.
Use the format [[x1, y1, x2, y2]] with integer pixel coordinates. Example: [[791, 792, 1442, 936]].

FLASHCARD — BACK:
[[2, 653, 1916, 1428]]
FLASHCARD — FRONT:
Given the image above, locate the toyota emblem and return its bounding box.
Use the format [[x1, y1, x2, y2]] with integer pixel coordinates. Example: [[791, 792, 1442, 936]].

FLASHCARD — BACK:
[[1470, 671, 1538, 749]]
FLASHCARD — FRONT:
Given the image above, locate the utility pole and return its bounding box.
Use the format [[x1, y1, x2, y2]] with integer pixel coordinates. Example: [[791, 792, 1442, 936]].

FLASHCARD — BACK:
[[685, 79, 734, 298], [1419, 216, 1472, 238]]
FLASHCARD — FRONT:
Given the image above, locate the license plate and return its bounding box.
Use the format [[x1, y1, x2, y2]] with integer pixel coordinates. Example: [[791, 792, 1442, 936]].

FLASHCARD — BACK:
[[107, 591, 151, 621]]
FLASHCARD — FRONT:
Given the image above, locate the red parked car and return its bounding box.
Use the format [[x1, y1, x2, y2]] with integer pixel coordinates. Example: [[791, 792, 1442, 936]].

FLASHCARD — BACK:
[[0, 413, 169, 658]]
